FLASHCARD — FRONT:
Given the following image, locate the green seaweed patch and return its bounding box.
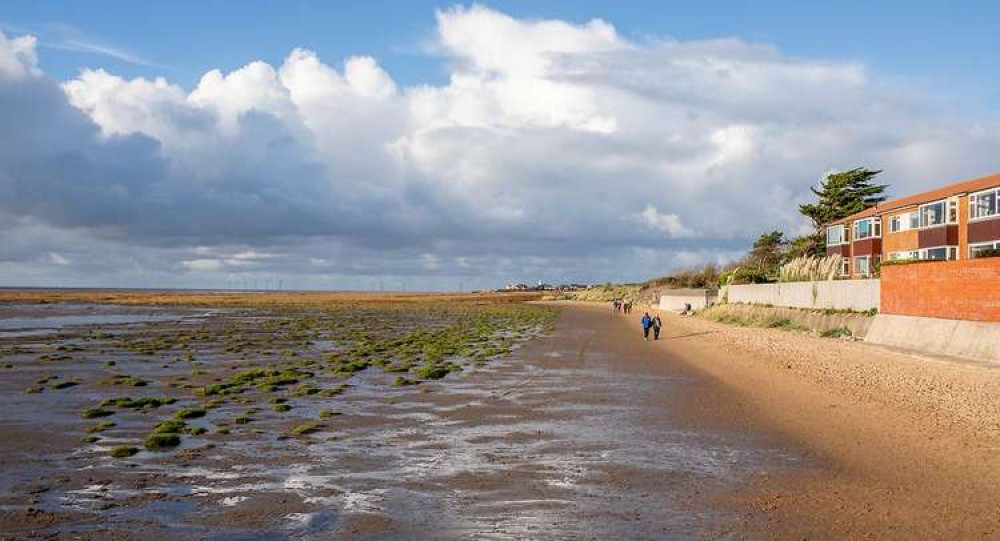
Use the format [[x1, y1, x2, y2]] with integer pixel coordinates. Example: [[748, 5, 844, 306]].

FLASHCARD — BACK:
[[50, 380, 79, 390], [272, 403, 292, 413], [174, 407, 207, 420], [102, 374, 148, 387], [214, 426, 230, 435], [81, 408, 114, 419], [187, 426, 208, 435], [86, 421, 116, 433], [152, 419, 186, 434], [111, 445, 139, 458], [318, 409, 340, 418], [234, 415, 252, 425], [81, 435, 100, 443], [24, 385, 44, 394], [291, 422, 324, 436], [290, 384, 319, 397], [144, 433, 181, 450], [100, 396, 176, 409], [392, 377, 420, 386]]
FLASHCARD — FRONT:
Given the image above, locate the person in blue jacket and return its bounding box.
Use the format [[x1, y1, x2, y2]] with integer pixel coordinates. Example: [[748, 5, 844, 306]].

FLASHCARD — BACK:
[[640, 312, 652, 341]]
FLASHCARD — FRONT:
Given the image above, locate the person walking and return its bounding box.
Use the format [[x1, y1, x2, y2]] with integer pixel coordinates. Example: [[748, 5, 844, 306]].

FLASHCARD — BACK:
[[640, 312, 652, 341], [652, 314, 662, 340]]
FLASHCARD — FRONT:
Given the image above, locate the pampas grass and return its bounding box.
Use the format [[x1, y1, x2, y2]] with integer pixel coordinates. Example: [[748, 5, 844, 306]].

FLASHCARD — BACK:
[[778, 256, 841, 282]]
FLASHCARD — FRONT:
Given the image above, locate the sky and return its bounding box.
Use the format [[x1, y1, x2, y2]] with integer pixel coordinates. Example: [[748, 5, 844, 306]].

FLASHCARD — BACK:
[[1, 1, 999, 290]]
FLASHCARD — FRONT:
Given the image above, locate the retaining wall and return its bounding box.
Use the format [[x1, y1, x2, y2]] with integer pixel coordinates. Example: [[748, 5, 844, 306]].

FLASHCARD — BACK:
[[723, 279, 879, 312], [659, 289, 717, 311], [866, 314, 1000, 364], [880, 258, 1000, 323]]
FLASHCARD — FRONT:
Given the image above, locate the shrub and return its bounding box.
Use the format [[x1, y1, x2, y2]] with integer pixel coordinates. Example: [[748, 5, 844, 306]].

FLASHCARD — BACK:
[[821, 327, 853, 339], [720, 267, 771, 286]]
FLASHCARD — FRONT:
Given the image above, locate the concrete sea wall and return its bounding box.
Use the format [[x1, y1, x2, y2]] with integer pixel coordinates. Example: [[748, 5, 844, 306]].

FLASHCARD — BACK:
[[866, 314, 1000, 364], [723, 280, 879, 312]]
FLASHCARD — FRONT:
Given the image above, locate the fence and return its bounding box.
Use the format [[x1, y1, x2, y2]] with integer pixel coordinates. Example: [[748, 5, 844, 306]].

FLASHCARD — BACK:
[[723, 279, 879, 312]]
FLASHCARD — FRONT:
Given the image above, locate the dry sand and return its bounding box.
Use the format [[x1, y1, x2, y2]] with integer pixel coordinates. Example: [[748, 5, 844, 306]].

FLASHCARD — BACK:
[[595, 301, 1000, 538]]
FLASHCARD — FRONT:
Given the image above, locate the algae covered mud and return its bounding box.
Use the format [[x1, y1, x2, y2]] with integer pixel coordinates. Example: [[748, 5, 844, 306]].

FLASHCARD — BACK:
[[0, 292, 555, 537]]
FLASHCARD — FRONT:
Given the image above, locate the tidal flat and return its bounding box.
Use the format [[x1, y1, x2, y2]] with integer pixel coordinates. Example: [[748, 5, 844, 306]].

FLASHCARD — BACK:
[[0, 292, 555, 537]]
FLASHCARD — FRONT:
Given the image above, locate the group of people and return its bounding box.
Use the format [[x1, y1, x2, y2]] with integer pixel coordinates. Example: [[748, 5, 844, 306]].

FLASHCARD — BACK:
[[611, 299, 663, 341], [611, 298, 633, 314]]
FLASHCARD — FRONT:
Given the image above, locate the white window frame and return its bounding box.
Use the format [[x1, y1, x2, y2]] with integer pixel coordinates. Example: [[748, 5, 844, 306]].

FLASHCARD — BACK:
[[919, 199, 948, 228], [889, 210, 919, 233], [969, 187, 1000, 222], [841, 256, 850, 276], [970, 240, 1000, 258], [917, 245, 958, 261], [852, 218, 880, 240], [826, 224, 847, 246], [853, 255, 871, 277], [888, 250, 918, 261]]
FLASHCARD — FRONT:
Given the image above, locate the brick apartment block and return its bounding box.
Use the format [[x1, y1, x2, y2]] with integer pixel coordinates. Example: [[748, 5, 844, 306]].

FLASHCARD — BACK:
[[825, 172, 1000, 278]]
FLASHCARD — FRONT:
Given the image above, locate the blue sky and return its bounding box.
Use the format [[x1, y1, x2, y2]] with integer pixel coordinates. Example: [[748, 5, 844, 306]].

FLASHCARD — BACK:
[[1, 2, 999, 289], [5, 0, 999, 105]]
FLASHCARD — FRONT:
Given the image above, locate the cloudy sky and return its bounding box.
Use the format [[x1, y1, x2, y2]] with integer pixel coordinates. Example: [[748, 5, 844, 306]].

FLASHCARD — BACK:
[[1, 2, 999, 290]]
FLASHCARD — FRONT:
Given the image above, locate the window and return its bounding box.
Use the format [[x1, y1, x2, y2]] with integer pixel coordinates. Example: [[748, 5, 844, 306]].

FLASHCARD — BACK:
[[920, 200, 947, 227], [841, 257, 849, 276], [970, 240, 1000, 258], [970, 188, 999, 220], [888, 250, 918, 261], [917, 246, 957, 261], [826, 225, 846, 246], [948, 198, 958, 223], [924, 247, 948, 260], [854, 256, 870, 276], [889, 211, 919, 233], [853, 218, 877, 240]]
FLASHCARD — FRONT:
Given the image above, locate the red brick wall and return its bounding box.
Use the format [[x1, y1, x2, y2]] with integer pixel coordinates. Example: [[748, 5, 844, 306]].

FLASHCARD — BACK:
[[881, 258, 1000, 322]]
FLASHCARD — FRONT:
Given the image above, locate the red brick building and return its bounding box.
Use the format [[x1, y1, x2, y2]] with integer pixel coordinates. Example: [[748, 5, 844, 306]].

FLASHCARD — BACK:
[[826, 172, 1000, 278]]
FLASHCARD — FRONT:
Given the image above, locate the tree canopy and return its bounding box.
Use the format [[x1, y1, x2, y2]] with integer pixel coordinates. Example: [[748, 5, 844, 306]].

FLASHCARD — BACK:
[[798, 168, 887, 229], [748, 230, 788, 274]]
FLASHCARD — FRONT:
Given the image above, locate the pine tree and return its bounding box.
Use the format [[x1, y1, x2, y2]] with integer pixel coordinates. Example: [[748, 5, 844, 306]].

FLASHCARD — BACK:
[[799, 168, 887, 229], [749, 230, 788, 276]]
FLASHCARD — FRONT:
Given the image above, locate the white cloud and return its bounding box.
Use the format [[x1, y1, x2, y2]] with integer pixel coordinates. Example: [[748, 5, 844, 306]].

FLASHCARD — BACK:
[[181, 259, 223, 272], [1, 6, 1000, 288], [48, 252, 70, 265], [633, 206, 694, 238], [0, 32, 39, 79]]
